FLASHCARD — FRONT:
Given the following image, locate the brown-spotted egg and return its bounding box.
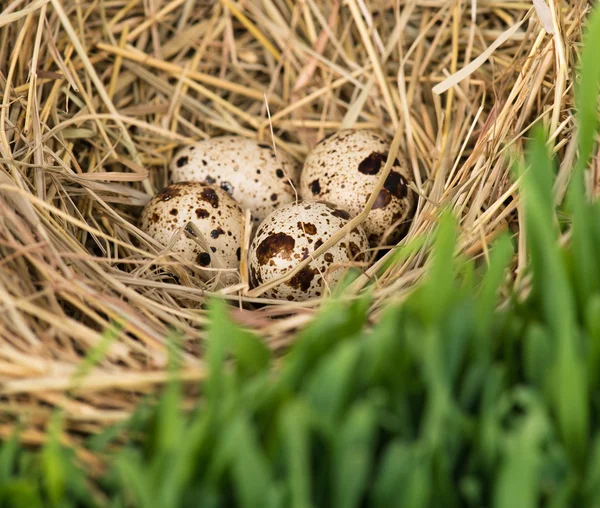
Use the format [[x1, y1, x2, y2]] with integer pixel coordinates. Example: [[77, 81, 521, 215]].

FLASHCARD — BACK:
[[248, 200, 369, 301], [170, 136, 300, 222], [139, 181, 243, 270], [299, 129, 416, 246]]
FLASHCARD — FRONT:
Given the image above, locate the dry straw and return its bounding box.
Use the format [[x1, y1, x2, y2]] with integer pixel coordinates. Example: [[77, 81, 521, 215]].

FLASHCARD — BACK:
[[0, 0, 589, 439]]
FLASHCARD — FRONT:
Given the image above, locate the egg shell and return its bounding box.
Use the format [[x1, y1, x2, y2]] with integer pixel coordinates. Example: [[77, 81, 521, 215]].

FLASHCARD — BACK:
[[299, 129, 416, 246], [248, 200, 369, 301], [139, 181, 243, 271], [170, 136, 300, 222]]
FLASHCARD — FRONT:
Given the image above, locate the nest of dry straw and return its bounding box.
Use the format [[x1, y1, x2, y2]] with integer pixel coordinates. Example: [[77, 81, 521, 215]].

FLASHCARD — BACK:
[[0, 0, 590, 438]]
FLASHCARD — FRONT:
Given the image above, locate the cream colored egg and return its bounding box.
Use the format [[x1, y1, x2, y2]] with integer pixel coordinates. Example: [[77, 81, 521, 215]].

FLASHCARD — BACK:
[[299, 129, 415, 246], [248, 200, 369, 301], [170, 136, 300, 222], [139, 181, 243, 271]]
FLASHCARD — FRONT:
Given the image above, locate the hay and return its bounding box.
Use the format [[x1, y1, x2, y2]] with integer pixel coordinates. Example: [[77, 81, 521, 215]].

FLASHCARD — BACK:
[[0, 0, 590, 436]]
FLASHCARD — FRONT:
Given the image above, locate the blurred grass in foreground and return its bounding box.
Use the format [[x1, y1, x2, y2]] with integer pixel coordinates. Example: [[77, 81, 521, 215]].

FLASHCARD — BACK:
[[1, 5, 600, 508]]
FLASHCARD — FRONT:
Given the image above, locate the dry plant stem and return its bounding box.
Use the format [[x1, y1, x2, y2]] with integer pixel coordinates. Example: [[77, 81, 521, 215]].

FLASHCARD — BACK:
[[221, 0, 281, 61], [345, 0, 398, 129], [97, 42, 281, 103], [50, 0, 153, 195]]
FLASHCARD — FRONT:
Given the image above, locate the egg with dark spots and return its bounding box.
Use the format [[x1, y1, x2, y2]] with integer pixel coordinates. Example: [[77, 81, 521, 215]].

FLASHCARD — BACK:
[[248, 201, 369, 301], [299, 129, 416, 246], [139, 182, 244, 271], [170, 136, 300, 222]]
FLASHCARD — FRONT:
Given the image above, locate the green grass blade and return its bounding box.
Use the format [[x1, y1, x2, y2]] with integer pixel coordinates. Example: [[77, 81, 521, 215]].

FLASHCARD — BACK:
[[575, 3, 600, 173], [521, 127, 589, 464], [70, 322, 123, 391], [419, 210, 458, 324], [282, 295, 370, 388], [493, 393, 548, 508], [0, 433, 19, 482], [332, 401, 378, 508], [0, 481, 43, 508], [475, 234, 513, 340], [305, 340, 362, 421], [280, 400, 312, 508], [585, 296, 600, 390], [228, 415, 273, 508], [568, 3, 600, 304], [371, 442, 430, 508], [206, 298, 233, 403], [232, 327, 271, 377], [155, 331, 184, 456], [41, 414, 66, 506], [115, 453, 154, 508]]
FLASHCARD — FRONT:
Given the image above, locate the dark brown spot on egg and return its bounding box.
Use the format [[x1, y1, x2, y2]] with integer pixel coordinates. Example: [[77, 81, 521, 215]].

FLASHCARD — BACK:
[[210, 227, 224, 239], [220, 181, 233, 195], [210, 246, 217, 252], [310, 179, 321, 194], [372, 189, 392, 209], [176, 156, 188, 167], [152, 213, 159, 223], [331, 208, 350, 220], [256, 233, 295, 265], [270, 193, 278, 201], [297, 222, 317, 235], [195, 208, 209, 219], [205, 175, 216, 184], [300, 247, 310, 260], [287, 266, 318, 292], [324, 253, 334, 263], [200, 187, 219, 208], [348, 242, 365, 262], [258, 143, 271, 149], [236, 247, 241, 261], [250, 265, 262, 285], [157, 185, 183, 201], [314, 239, 324, 250], [276, 169, 285, 178], [383, 171, 408, 199], [358, 152, 387, 175], [392, 207, 408, 225], [170, 208, 178, 216], [197, 252, 211, 266]]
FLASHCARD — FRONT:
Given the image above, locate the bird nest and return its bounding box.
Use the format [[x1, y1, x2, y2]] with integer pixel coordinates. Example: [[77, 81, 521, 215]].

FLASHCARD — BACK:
[[0, 0, 590, 438]]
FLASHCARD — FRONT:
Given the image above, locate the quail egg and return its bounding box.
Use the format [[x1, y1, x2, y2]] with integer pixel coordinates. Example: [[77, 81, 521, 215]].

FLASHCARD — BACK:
[[139, 181, 244, 270], [170, 136, 300, 222], [248, 200, 369, 301], [299, 129, 415, 246]]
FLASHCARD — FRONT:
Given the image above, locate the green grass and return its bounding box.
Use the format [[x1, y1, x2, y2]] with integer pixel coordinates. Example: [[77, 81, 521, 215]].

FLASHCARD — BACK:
[[1, 7, 600, 508]]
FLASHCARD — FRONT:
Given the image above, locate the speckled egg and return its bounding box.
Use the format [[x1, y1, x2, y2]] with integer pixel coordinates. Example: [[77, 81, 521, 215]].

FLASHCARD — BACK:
[[299, 129, 416, 246], [170, 136, 300, 222], [248, 200, 369, 301], [139, 181, 243, 270]]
